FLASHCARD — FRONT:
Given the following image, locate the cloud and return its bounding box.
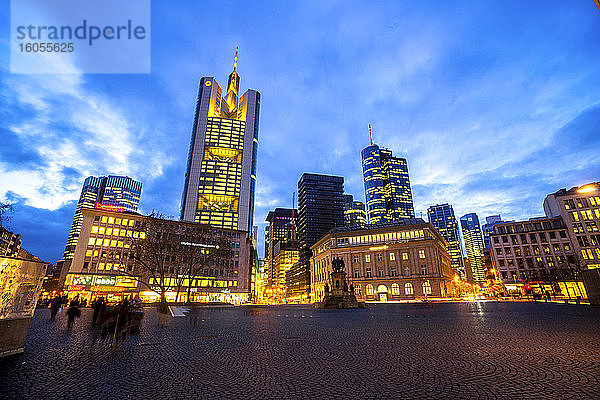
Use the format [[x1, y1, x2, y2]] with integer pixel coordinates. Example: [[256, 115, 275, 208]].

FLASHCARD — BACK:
[[0, 62, 171, 211]]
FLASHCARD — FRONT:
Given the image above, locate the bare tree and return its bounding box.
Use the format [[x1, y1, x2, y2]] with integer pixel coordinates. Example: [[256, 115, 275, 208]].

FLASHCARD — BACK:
[[0, 202, 14, 227], [122, 212, 234, 313]]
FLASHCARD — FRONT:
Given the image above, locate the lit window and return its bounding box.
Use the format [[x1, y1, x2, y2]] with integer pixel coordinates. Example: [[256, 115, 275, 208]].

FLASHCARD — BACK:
[[366, 284, 374, 295], [101, 216, 108, 223], [140, 232, 146, 239], [98, 263, 105, 270], [402, 252, 408, 260], [389, 253, 396, 261], [391, 283, 400, 295], [103, 239, 109, 246], [423, 281, 432, 295], [95, 238, 103, 246], [419, 250, 425, 259], [98, 227, 105, 235], [365, 254, 371, 262], [91, 226, 99, 234], [85, 249, 93, 257], [122, 219, 128, 226], [88, 238, 95, 245], [405, 282, 414, 295], [108, 217, 114, 224], [106, 228, 113, 236], [129, 220, 135, 226]]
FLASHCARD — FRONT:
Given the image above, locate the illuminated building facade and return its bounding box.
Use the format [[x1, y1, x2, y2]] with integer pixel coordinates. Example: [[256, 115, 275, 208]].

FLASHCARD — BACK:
[[310, 219, 459, 301], [180, 49, 260, 233], [265, 208, 296, 290], [460, 213, 485, 283], [427, 204, 465, 279], [66, 207, 251, 304], [361, 126, 414, 224], [544, 182, 600, 270], [289, 173, 345, 301], [489, 217, 585, 298], [343, 194, 367, 228], [63, 175, 142, 260]]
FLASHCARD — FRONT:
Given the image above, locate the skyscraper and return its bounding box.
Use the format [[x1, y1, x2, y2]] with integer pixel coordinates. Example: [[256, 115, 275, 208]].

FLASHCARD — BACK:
[[361, 124, 414, 224], [460, 213, 485, 283], [287, 173, 344, 301], [265, 208, 297, 290], [180, 49, 260, 232], [343, 194, 367, 228], [63, 175, 142, 260], [427, 204, 465, 278]]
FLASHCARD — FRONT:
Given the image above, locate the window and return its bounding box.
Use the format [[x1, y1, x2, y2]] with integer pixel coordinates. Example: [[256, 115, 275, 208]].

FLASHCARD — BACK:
[[354, 270, 360, 278], [422, 281, 432, 295], [392, 283, 400, 295], [101, 216, 108, 223], [389, 252, 396, 261], [366, 284, 374, 295], [493, 237, 499, 244], [353, 255, 359, 263], [366, 268, 372, 278], [421, 265, 428, 274], [98, 227, 106, 235], [108, 217, 114, 224], [91, 226, 99, 234], [496, 248, 502, 255], [404, 282, 414, 295], [402, 252, 408, 260], [378, 269, 385, 277], [365, 254, 371, 262], [418, 250, 425, 259], [391, 267, 397, 276], [88, 238, 95, 245], [549, 231, 556, 239], [377, 253, 383, 262], [404, 266, 410, 276], [85, 249, 93, 257]]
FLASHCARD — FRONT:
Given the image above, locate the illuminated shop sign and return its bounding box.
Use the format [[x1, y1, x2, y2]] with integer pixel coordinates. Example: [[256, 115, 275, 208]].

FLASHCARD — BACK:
[[115, 276, 138, 288], [95, 275, 116, 286], [180, 241, 219, 249], [91, 286, 120, 292], [96, 203, 124, 212], [68, 285, 85, 291], [71, 274, 95, 286]]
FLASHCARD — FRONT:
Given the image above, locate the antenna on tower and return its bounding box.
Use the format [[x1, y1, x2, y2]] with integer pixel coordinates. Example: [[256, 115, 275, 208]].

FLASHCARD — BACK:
[[233, 46, 238, 72], [369, 123, 374, 145]]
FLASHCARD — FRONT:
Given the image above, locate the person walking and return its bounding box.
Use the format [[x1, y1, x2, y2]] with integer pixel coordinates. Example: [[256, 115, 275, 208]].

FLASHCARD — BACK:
[[66, 299, 81, 330], [50, 295, 62, 321], [92, 297, 105, 325]]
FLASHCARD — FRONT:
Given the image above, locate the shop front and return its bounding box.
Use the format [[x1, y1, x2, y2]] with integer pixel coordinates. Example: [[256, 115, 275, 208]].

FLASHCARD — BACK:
[[65, 274, 140, 304]]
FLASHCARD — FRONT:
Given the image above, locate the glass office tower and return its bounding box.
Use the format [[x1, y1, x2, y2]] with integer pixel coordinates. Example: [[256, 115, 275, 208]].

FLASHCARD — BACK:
[[427, 204, 465, 278], [343, 194, 367, 228], [361, 126, 414, 224], [180, 49, 260, 232], [460, 213, 486, 283], [63, 175, 142, 260]]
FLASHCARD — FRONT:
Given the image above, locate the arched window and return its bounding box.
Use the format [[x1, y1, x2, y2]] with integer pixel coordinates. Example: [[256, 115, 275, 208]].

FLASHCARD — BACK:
[[366, 284, 374, 295], [391, 283, 400, 295], [423, 281, 432, 295], [377, 284, 388, 293], [404, 282, 414, 295]]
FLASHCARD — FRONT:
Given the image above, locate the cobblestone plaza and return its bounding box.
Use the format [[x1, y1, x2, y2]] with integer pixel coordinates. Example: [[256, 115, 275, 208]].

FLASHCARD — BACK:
[[1, 302, 599, 399]]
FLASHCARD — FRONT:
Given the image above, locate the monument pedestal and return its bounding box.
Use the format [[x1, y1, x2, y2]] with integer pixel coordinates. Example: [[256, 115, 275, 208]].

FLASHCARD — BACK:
[[314, 258, 366, 309]]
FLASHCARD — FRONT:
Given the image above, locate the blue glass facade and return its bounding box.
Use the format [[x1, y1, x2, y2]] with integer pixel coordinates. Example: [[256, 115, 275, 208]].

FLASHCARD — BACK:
[[428, 204, 465, 278], [460, 213, 486, 283], [361, 145, 414, 224]]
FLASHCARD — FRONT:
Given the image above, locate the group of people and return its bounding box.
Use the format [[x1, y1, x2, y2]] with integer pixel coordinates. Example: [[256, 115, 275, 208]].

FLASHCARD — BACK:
[[49, 295, 82, 329], [48, 294, 144, 339]]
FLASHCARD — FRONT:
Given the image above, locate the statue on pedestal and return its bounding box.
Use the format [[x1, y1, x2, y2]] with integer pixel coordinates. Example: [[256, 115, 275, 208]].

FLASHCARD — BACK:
[[314, 257, 366, 309]]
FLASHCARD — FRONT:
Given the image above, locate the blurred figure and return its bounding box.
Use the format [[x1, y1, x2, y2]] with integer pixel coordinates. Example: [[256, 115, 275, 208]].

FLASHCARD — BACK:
[[66, 299, 81, 329], [92, 297, 105, 325], [50, 295, 62, 321]]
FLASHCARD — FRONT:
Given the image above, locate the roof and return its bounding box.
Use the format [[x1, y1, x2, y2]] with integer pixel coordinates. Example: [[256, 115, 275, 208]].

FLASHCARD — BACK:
[[327, 218, 427, 234]]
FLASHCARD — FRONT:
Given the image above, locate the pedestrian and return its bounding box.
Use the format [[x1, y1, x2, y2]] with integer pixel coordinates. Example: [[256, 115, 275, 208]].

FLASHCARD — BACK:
[[66, 299, 81, 330], [92, 297, 104, 325], [50, 295, 62, 321]]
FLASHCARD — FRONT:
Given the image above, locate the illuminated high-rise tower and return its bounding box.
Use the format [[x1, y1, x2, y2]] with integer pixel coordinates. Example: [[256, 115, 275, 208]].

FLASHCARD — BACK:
[[63, 175, 142, 260], [180, 49, 260, 232], [361, 124, 414, 223], [460, 213, 485, 283], [428, 204, 465, 278]]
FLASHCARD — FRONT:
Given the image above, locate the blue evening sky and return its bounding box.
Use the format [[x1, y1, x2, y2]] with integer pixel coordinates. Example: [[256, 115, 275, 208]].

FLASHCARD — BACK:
[[1, 1, 599, 262]]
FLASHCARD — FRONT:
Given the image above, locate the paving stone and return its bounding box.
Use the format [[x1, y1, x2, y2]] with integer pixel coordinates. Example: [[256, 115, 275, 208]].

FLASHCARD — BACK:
[[0, 302, 599, 399]]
